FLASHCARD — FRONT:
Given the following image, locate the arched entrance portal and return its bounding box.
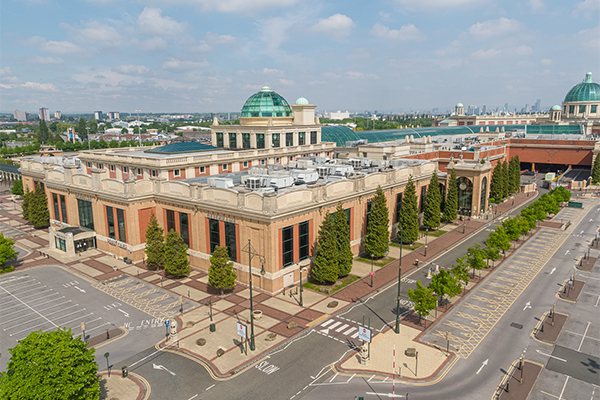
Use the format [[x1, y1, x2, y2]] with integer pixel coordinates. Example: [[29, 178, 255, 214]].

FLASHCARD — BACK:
[[458, 177, 473, 215]]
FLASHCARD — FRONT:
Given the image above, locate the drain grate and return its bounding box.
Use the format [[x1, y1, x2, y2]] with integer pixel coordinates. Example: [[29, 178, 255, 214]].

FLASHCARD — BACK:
[[510, 322, 523, 329]]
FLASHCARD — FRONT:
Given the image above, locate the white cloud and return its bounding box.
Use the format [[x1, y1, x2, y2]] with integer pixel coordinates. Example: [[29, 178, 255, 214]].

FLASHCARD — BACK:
[[161, 58, 210, 71], [174, 0, 299, 13], [311, 14, 355, 38], [574, 25, 600, 49], [138, 8, 187, 36], [346, 71, 378, 79], [573, 0, 600, 17], [471, 48, 501, 59], [394, 0, 487, 10], [27, 36, 83, 54], [468, 17, 522, 38], [0, 67, 13, 76], [541, 58, 553, 65], [514, 45, 533, 55], [278, 78, 295, 86], [206, 32, 236, 44], [112, 65, 151, 75], [21, 82, 58, 92], [189, 40, 212, 52], [63, 21, 123, 45], [31, 56, 64, 64], [529, 0, 545, 12], [370, 22, 425, 41], [141, 37, 169, 51]]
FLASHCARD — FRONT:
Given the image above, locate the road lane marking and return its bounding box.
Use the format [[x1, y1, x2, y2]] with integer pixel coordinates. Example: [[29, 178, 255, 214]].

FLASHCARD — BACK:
[[205, 384, 215, 391], [535, 349, 567, 362], [578, 321, 591, 351], [347, 373, 355, 382], [329, 373, 338, 383]]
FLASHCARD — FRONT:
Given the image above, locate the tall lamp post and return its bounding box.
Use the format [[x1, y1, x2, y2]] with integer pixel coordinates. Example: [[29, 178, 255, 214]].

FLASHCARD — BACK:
[[370, 254, 374, 288], [424, 228, 429, 257], [135, 109, 142, 147], [299, 266, 307, 306], [395, 228, 403, 334], [240, 239, 265, 352]]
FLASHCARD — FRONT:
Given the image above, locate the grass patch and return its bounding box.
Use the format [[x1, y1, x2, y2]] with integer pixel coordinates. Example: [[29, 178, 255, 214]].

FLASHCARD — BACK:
[[356, 256, 396, 267], [419, 229, 446, 238], [303, 274, 361, 294]]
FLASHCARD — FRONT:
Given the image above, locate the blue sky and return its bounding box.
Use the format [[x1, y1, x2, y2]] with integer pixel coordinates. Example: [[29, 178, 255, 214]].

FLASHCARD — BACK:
[[1, 0, 598, 114]]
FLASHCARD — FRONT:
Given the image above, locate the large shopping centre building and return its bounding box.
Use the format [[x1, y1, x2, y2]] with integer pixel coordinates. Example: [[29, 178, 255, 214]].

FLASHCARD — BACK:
[[19, 74, 600, 294]]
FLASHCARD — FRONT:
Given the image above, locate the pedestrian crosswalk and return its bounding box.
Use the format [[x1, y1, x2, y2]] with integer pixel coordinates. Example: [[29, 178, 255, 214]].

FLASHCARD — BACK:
[[0, 222, 26, 239], [315, 316, 362, 347]]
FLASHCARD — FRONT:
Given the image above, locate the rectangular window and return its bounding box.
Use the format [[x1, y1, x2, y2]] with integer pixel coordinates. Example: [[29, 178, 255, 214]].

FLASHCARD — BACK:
[[52, 193, 60, 221], [261, 159, 265, 165], [200, 166, 205, 173], [110, 165, 115, 172], [116, 208, 126, 243], [229, 133, 236, 148], [272, 133, 280, 147], [216, 132, 224, 147], [275, 157, 280, 163], [179, 212, 190, 247], [282, 225, 294, 267], [174, 169, 180, 177], [257, 134, 265, 149], [60, 195, 68, 224], [137, 168, 141, 175], [396, 193, 403, 224], [592, 105, 598, 114], [166, 209, 176, 232], [420, 185, 427, 213], [569, 105, 575, 114], [242, 133, 250, 149], [106, 206, 115, 239], [298, 132, 305, 146], [77, 199, 94, 230], [222, 164, 228, 170], [579, 105, 586, 114], [225, 222, 236, 261], [563, 106, 567, 114], [286, 133, 294, 147], [98, 163, 103, 169], [345, 208, 351, 228], [243, 161, 248, 168], [299, 221, 309, 261], [123, 166, 128, 173], [55, 237, 66, 251], [209, 219, 220, 254], [87, 162, 91, 168], [152, 170, 157, 177], [310, 131, 317, 144]]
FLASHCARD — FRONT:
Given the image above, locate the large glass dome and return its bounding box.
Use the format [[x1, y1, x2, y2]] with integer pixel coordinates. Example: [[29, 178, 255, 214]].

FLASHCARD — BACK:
[[241, 86, 292, 118], [564, 72, 600, 102]]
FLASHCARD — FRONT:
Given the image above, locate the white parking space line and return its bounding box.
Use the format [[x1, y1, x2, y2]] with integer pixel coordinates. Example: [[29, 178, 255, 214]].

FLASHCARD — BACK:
[[18, 289, 58, 301], [578, 322, 591, 351], [50, 308, 88, 323], [0, 284, 58, 330], [3, 310, 39, 325], [42, 304, 81, 318], [0, 276, 27, 285], [7, 284, 45, 297], [9, 320, 55, 336], [56, 313, 94, 330], [28, 297, 68, 310], [335, 324, 349, 333]]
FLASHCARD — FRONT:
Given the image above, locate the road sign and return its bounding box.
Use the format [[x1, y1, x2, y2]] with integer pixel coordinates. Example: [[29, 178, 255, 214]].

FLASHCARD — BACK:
[[104, 352, 110, 359], [165, 319, 170, 328], [80, 322, 86, 331], [358, 326, 371, 343], [237, 322, 247, 339]]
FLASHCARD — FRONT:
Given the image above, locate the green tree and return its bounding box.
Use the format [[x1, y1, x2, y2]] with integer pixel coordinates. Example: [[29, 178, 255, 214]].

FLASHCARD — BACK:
[[488, 226, 511, 253], [442, 168, 458, 222], [364, 185, 390, 258], [407, 280, 437, 326], [502, 160, 510, 199], [520, 206, 538, 230], [489, 163, 502, 203], [163, 229, 190, 277], [399, 176, 419, 243], [109, 139, 119, 148], [0, 328, 99, 399], [144, 212, 164, 270], [502, 217, 521, 242], [37, 119, 50, 143], [21, 187, 32, 221], [550, 186, 571, 203], [539, 193, 560, 215], [76, 117, 87, 140], [467, 244, 487, 277], [0, 233, 18, 266], [512, 155, 521, 193], [484, 245, 501, 267], [312, 212, 339, 283], [29, 183, 50, 228], [518, 215, 531, 239], [429, 268, 461, 306], [592, 154, 600, 185], [121, 128, 128, 134], [508, 156, 518, 194], [333, 203, 353, 277], [423, 171, 441, 229], [451, 255, 470, 287], [208, 245, 237, 295], [86, 119, 98, 135], [11, 180, 23, 196]]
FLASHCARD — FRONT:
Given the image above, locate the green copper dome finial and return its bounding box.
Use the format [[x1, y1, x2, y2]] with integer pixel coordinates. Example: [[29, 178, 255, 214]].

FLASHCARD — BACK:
[[585, 72, 593, 83]]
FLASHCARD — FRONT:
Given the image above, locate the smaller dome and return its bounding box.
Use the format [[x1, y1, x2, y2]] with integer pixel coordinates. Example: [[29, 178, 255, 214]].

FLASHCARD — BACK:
[[551, 105, 561, 111], [295, 97, 309, 105], [456, 103, 464, 108]]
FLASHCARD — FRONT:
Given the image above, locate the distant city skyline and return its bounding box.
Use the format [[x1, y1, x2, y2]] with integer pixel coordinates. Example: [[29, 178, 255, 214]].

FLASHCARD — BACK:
[[1, 0, 597, 114]]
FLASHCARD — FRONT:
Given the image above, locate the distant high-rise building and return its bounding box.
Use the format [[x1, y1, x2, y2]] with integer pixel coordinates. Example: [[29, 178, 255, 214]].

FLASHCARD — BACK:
[[504, 103, 508, 111], [39, 107, 50, 121], [534, 99, 541, 112], [482, 105, 487, 115], [107, 112, 120, 120], [467, 105, 478, 115], [94, 111, 103, 121], [13, 109, 28, 121], [54, 111, 61, 119]]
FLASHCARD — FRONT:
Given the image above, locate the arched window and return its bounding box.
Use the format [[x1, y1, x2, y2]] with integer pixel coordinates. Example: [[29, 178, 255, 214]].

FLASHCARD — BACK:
[[457, 177, 473, 215]]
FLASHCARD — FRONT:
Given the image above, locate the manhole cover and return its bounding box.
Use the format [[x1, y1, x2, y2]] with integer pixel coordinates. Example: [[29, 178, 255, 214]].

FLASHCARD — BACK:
[[510, 322, 523, 329]]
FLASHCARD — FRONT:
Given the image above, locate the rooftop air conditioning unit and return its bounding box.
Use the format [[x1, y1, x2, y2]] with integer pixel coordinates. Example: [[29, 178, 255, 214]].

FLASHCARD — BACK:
[[246, 177, 261, 190], [317, 166, 329, 178]]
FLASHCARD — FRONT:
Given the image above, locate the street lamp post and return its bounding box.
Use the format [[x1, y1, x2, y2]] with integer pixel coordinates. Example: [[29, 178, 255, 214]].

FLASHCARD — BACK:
[[241, 239, 265, 352], [463, 218, 466, 234], [299, 266, 306, 307], [370, 254, 374, 288], [135, 109, 142, 147], [395, 228, 403, 334], [424, 228, 428, 257], [86, 127, 91, 150]]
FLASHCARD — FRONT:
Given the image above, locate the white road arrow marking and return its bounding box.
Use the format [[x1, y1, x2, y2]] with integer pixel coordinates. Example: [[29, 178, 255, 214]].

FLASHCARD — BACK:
[[550, 267, 556, 274], [590, 219, 594, 222], [320, 328, 330, 335], [153, 363, 176, 375], [523, 302, 531, 311], [581, 231, 585, 235], [365, 393, 405, 398], [565, 250, 570, 255], [536, 349, 567, 362], [73, 286, 86, 293], [476, 359, 488, 374], [118, 309, 130, 318]]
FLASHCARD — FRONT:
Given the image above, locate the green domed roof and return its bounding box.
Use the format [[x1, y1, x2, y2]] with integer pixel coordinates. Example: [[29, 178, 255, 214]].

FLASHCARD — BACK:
[[295, 97, 309, 105], [551, 105, 561, 111], [241, 86, 292, 118], [456, 103, 464, 108], [564, 72, 600, 103]]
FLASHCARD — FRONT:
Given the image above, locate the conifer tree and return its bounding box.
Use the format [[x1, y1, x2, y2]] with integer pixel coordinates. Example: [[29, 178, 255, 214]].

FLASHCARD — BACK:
[[592, 155, 600, 185], [11, 180, 23, 196], [29, 184, 50, 228], [399, 176, 419, 243], [508, 156, 518, 194], [144, 212, 164, 270], [423, 171, 441, 230], [21, 187, 32, 221], [163, 229, 190, 277], [333, 203, 353, 277], [208, 245, 237, 295], [443, 168, 458, 221], [501, 160, 509, 199], [512, 155, 521, 193], [364, 185, 390, 258], [489, 163, 502, 203], [312, 212, 339, 283]]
